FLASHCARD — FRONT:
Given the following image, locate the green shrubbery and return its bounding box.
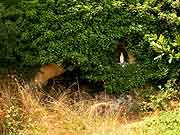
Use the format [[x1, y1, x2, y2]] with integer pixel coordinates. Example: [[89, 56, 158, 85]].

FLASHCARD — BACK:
[[133, 111, 180, 135], [0, 0, 180, 93]]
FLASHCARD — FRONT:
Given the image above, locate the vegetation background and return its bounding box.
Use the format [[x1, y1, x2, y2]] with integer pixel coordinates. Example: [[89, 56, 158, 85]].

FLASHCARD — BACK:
[[0, 0, 180, 135], [0, 0, 180, 93]]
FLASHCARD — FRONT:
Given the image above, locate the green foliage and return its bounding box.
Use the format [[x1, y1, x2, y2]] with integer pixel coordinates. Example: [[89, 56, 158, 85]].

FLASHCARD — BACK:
[[4, 105, 40, 135], [0, 0, 180, 93], [0, 0, 21, 6], [141, 80, 180, 111], [133, 111, 180, 135], [145, 34, 180, 64], [5, 106, 23, 135], [0, 2, 22, 72]]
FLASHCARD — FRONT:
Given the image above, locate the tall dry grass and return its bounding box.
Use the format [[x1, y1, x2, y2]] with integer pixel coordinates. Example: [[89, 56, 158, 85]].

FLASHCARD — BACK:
[[1, 75, 180, 135], [0, 75, 139, 135]]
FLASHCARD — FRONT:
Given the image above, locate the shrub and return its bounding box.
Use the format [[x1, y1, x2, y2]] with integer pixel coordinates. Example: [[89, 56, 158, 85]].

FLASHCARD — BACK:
[[133, 111, 180, 135], [0, 0, 180, 93], [141, 80, 180, 112]]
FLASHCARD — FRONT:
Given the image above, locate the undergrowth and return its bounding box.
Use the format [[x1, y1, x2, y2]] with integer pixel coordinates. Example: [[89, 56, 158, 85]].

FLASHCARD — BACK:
[[0, 76, 180, 135], [133, 110, 180, 135]]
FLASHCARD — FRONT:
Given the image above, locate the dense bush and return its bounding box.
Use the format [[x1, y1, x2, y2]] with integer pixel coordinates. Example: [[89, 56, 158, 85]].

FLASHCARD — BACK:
[[0, 0, 180, 93]]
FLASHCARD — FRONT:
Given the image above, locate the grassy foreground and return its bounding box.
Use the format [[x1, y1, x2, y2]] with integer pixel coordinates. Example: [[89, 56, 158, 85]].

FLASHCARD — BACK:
[[0, 76, 180, 135]]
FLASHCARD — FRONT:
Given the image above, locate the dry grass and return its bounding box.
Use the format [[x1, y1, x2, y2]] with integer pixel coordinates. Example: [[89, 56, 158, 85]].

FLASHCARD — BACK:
[[0, 75, 179, 135], [0, 75, 141, 135]]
